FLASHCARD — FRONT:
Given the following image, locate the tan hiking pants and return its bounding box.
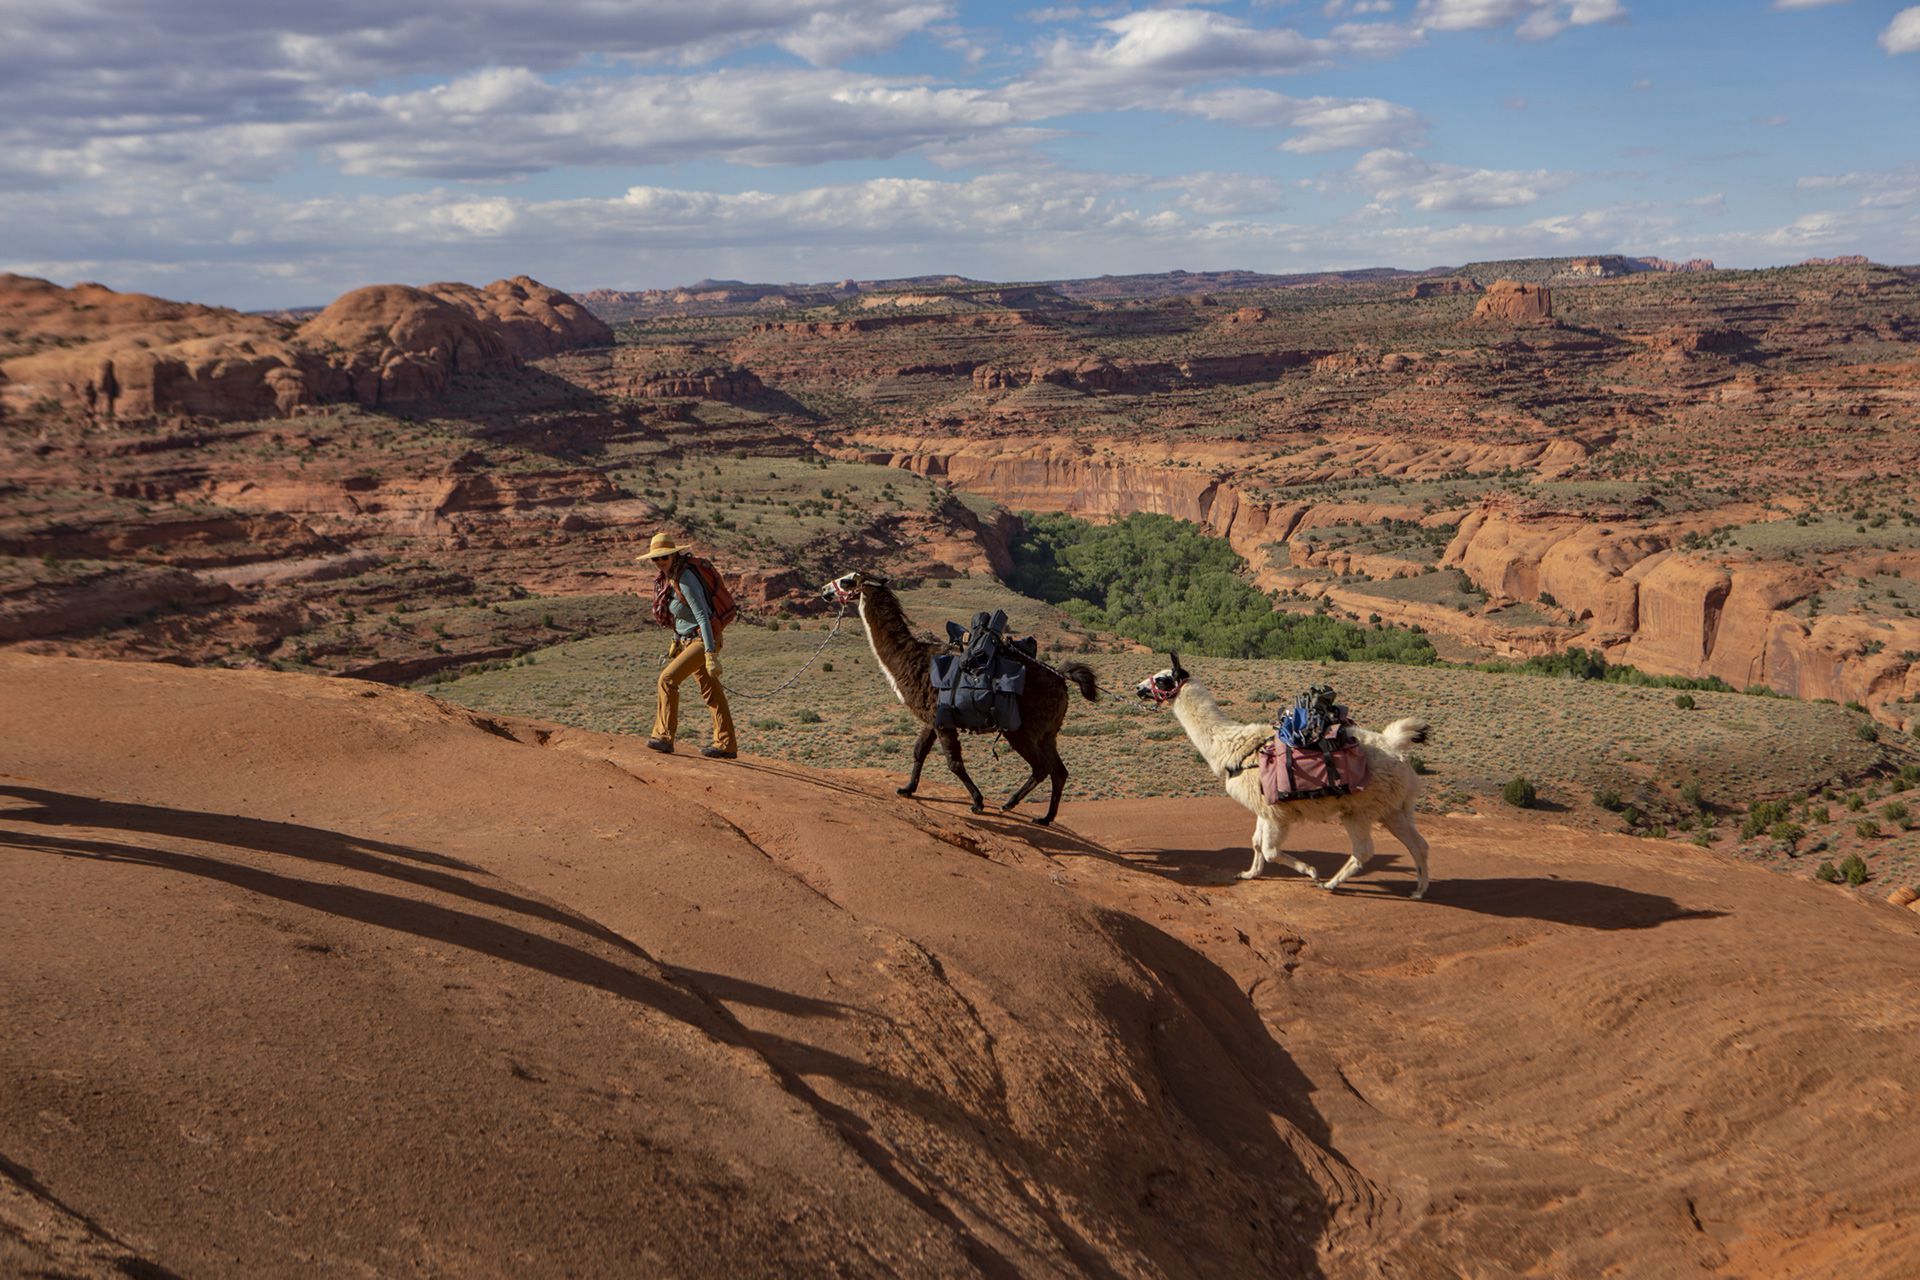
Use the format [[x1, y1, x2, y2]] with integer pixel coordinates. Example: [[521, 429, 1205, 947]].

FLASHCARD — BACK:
[[652, 637, 736, 752]]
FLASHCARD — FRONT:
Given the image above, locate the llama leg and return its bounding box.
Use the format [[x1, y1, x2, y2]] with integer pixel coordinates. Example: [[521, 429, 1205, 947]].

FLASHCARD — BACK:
[[1383, 805, 1432, 900], [1240, 815, 1272, 879], [899, 726, 937, 797], [939, 728, 986, 813], [1322, 820, 1375, 892], [1000, 733, 1047, 812], [1035, 738, 1069, 826], [1265, 816, 1321, 882]]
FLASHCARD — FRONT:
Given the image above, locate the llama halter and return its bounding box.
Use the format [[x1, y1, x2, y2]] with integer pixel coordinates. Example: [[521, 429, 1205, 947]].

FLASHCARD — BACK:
[[1141, 673, 1187, 704], [823, 571, 887, 607]]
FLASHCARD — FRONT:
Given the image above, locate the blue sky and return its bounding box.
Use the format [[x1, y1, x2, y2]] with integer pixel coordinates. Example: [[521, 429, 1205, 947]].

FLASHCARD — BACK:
[[2, 0, 1915, 308]]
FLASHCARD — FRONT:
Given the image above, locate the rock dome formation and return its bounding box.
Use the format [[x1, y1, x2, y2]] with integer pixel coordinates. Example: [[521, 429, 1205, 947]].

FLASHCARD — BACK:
[[296, 285, 513, 407], [0, 274, 611, 422], [424, 276, 615, 359]]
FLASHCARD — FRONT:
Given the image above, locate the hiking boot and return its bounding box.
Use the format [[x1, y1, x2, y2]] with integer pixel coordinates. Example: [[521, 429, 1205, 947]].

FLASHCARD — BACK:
[[645, 737, 674, 754], [701, 746, 737, 760]]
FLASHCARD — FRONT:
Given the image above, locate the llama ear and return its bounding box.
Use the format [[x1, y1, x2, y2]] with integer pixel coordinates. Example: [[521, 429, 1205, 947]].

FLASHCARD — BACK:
[[1169, 651, 1187, 680]]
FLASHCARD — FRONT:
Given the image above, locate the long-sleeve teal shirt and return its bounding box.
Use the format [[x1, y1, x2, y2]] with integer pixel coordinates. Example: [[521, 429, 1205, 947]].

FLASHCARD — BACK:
[[670, 566, 718, 652]]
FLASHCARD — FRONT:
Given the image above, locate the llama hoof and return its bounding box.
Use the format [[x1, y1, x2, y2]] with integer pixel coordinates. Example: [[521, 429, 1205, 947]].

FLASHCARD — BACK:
[[969, 800, 985, 813], [1237, 868, 1263, 881], [1315, 880, 1337, 892], [896, 785, 917, 797], [1032, 816, 1052, 827], [1410, 885, 1428, 900]]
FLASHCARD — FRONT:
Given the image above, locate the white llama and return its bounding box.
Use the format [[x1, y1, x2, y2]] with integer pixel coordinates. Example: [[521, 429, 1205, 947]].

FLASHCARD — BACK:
[[1136, 653, 1434, 898]]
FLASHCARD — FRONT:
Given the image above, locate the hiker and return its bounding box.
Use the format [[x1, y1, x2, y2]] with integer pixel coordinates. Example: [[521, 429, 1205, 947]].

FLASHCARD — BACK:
[[642, 532, 737, 759]]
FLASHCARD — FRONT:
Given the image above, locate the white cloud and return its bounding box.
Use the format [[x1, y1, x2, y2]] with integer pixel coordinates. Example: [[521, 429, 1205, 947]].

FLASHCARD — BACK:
[[1799, 166, 1920, 209], [1415, 0, 1538, 29], [1174, 89, 1428, 152], [1331, 20, 1430, 55], [1029, 8, 1332, 92], [1161, 172, 1290, 216], [1410, 0, 1626, 39], [1759, 211, 1851, 247], [316, 68, 1016, 180], [1772, 0, 1848, 9], [777, 4, 951, 64], [0, 1, 972, 189], [1882, 7, 1920, 53], [439, 198, 520, 237], [1351, 148, 1574, 211]]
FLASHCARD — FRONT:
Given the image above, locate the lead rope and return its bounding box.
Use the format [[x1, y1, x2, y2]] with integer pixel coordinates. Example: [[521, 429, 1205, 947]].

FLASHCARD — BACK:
[[711, 599, 851, 700]]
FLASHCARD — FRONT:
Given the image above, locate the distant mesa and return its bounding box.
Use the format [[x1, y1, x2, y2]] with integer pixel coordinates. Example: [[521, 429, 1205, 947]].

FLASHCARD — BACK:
[[1633, 256, 1717, 274], [1799, 255, 1875, 267], [1473, 279, 1553, 323], [1458, 255, 1714, 284], [1409, 278, 1482, 299], [0, 273, 610, 423]]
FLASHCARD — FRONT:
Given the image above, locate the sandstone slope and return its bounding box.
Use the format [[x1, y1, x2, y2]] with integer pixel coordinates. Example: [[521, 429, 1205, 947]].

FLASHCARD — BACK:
[[4, 654, 1919, 1277]]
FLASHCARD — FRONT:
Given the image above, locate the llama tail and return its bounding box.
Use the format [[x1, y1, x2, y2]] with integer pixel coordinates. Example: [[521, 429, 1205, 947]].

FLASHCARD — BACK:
[[1061, 662, 1099, 702], [1379, 718, 1429, 756]]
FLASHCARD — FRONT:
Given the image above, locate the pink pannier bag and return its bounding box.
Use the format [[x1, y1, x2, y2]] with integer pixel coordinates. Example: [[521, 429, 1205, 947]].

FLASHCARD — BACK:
[[1258, 739, 1371, 805]]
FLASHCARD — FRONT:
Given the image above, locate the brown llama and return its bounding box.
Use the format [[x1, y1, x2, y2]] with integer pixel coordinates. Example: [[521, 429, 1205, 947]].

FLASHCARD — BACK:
[[821, 571, 1099, 825]]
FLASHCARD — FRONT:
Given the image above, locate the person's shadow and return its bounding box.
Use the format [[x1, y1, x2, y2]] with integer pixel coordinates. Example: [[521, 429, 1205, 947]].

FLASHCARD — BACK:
[[0, 783, 638, 951]]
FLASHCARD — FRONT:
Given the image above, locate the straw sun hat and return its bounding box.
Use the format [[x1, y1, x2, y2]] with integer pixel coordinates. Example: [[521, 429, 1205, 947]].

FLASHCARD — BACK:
[[638, 532, 687, 562]]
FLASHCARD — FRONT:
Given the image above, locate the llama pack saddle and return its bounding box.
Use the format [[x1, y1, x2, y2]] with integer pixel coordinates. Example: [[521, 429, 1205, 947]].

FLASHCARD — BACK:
[[1244, 684, 1372, 804], [930, 609, 1035, 733]]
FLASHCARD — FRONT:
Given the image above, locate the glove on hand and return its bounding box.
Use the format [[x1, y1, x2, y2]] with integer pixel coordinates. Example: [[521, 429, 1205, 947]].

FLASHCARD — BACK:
[[704, 653, 723, 679]]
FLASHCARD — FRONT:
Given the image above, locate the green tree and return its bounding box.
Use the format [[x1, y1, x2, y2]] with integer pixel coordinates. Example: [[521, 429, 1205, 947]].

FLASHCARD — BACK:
[[1007, 512, 1438, 664]]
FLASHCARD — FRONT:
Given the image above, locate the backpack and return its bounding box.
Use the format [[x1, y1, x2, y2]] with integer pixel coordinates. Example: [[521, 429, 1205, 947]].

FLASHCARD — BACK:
[[686, 557, 738, 632], [1277, 684, 1347, 750], [653, 557, 738, 637]]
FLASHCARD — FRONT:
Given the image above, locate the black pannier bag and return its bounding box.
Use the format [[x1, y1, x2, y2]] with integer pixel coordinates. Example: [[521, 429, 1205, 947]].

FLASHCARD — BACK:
[[930, 609, 1030, 732]]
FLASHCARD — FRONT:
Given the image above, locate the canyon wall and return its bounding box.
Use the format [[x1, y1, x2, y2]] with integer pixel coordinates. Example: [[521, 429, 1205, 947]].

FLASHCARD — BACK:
[[1444, 509, 1920, 724], [849, 437, 1918, 727]]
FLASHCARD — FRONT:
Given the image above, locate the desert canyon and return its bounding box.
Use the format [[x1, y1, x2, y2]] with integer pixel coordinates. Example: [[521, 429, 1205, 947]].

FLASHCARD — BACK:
[[6, 256, 1920, 1277]]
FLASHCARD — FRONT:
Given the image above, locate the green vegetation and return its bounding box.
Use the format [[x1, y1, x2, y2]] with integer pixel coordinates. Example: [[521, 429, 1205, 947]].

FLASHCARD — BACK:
[[1502, 776, 1538, 808], [1743, 799, 1793, 841], [1470, 647, 1737, 693], [1009, 512, 1437, 664], [1841, 852, 1871, 886]]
